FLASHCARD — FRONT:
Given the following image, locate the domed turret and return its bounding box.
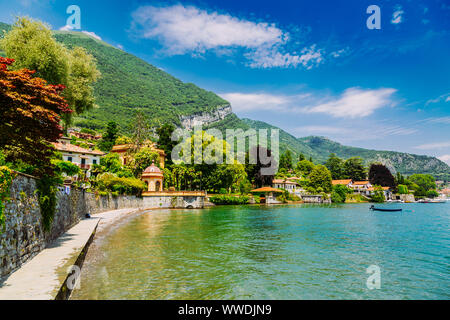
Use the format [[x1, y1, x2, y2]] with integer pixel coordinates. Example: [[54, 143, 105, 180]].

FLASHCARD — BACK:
[[141, 161, 163, 192], [143, 161, 163, 174]]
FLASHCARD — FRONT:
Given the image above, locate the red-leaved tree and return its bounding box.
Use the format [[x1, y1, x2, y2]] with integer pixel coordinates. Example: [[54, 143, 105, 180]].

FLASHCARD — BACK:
[[0, 57, 72, 175]]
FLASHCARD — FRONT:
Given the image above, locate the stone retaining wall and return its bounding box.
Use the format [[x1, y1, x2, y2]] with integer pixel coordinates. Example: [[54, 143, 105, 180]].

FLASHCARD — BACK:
[[0, 173, 204, 278]]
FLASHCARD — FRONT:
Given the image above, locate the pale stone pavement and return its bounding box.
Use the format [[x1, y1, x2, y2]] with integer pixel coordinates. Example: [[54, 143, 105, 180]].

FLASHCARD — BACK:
[[0, 208, 140, 300]]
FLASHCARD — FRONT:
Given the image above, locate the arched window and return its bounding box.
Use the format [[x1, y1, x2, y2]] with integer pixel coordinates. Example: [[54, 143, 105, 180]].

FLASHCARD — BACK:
[[155, 181, 161, 191]]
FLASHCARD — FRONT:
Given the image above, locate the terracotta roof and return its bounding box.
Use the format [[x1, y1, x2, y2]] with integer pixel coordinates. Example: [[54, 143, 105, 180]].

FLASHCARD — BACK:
[[111, 144, 133, 152], [251, 187, 283, 193], [142, 161, 163, 178], [332, 179, 352, 185], [144, 162, 162, 173], [353, 181, 370, 185], [441, 188, 450, 194], [52, 142, 104, 156], [272, 179, 298, 185], [111, 143, 166, 155]]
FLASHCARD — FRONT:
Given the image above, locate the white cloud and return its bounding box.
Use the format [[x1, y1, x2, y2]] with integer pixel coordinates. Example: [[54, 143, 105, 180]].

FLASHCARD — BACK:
[[391, 6, 404, 24], [247, 45, 323, 69], [292, 124, 416, 142], [131, 5, 284, 54], [330, 48, 348, 58], [424, 116, 450, 124], [130, 4, 336, 69], [438, 154, 450, 165], [425, 92, 450, 105], [59, 25, 73, 31], [81, 31, 102, 41], [221, 87, 397, 118], [117, 44, 124, 50], [415, 141, 450, 150], [219, 92, 294, 112], [303, 87, 397, 118]]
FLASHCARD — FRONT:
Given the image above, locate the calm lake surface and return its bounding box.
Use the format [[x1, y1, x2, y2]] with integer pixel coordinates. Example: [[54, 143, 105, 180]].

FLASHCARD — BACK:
[[72, 202, 450, 299]]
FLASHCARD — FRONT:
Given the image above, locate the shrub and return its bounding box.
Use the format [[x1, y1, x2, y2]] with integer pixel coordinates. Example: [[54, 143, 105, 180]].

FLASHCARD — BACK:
[[371, 186, 385, 203], [397, 184, 409, 194], [238, 180, 252, 195], [219, 188, 227, 194], [332, 185, 352, 203], [331, 191, 344, 203], [53, 160, 81, 177], [209, 195, 249, 205], [426, 190, 439, 199], [96, 173, 146, 196]]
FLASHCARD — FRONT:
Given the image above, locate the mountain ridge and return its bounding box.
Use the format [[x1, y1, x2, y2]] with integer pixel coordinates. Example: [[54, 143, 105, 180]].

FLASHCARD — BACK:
[[241, 118, 449, 180]]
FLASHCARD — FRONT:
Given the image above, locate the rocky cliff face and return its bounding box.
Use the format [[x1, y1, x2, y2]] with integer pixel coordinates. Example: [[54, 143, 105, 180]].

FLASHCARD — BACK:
[[180, 105, 233, 129]]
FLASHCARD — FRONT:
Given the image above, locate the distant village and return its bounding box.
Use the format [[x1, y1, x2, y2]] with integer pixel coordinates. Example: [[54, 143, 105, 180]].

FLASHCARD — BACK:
[[50, 127, 449, 205]]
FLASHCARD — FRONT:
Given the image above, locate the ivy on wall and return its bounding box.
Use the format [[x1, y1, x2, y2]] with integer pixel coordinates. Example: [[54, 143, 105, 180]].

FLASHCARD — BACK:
[[0, 166, 15, 233], [36, 175, 58, 232]]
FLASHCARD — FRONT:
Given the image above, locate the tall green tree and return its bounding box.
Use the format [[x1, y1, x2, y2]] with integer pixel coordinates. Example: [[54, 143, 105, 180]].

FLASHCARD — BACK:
[[98, 121, 119, 152], [130, 110, 150, 152], [156, 123, 177, 165], [325, 153, 344, 179], [343, 157, 367, 181], [296, 159, 315, 177], [409, 174, 436, 192], [128, 147, 159, 177], [396, 172, 405, 185], [1, 17, 100, 129], [279, 150, 293, 171], [62, 47, 100, 127], [309, 165, 332, 193]]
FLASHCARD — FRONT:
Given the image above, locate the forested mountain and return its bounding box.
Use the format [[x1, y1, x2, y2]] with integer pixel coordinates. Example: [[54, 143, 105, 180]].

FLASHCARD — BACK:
[[1, 22, 448, 179], [242, 119, 450, 180]]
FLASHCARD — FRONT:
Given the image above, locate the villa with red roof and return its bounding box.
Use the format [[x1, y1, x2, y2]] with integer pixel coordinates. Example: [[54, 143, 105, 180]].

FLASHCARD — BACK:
[[332, 179, 353, 188], [351, 181, 372, 193], [52, 137, 105, 177]]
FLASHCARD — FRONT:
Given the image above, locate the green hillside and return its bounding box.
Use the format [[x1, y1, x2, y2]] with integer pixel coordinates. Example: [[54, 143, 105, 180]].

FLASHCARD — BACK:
[[0, 22, 11, 55], [298, 136, 450, 180], [240, 118, 319, 159], [242, 119, 450, 180], [52, 31, 229, 130]]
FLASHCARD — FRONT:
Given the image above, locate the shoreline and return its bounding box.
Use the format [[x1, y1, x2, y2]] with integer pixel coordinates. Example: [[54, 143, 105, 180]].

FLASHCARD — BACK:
[[0, 208, 144, 300]]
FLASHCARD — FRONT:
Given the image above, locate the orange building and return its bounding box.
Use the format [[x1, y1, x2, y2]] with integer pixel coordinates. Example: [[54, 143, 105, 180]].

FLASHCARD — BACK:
[[111, 142, 166, 168], [332, 179, 353, 187]]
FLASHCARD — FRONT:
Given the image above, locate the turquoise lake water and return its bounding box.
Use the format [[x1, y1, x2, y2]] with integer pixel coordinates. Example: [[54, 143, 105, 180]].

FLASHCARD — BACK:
[[71, 202, 449, 300]]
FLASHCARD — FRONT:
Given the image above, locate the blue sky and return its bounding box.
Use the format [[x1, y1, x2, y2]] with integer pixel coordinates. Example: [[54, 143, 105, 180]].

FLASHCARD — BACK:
[[1, 0, 449, 163]]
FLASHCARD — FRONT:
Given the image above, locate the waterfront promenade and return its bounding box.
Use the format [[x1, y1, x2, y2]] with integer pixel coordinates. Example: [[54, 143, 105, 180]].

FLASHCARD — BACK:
[[0, 208, 140, 300]]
